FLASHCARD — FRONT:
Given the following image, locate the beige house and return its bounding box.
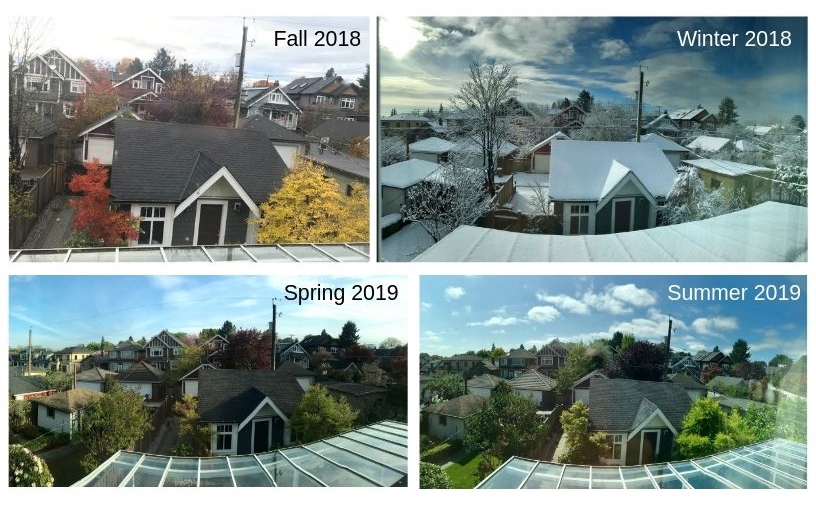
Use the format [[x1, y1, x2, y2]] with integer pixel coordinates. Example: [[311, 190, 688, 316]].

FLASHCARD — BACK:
[[424, 394, 486, 441], [682, 159, 772, 205], [31, 389, 104, 439]]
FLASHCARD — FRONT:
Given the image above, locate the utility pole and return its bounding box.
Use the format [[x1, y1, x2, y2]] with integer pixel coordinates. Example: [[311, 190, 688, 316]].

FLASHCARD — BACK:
[[636, 66, 645, 142], [270, 300, 278, 370], [233, 21, 248, 128], [664, 317, 673, 377], [27, 328, 32, 375]]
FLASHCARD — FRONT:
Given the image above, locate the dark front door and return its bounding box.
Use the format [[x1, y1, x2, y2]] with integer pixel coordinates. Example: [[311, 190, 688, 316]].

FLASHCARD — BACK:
[[642, 431, 658, 464], [253, 419, 270, 453], [614, 200, 633, 233], [197, 204, 222, 245]]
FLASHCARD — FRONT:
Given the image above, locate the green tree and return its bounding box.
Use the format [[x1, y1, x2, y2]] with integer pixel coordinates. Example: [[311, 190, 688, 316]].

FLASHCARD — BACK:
[[356, 64, 369, 112], [717, 96, 739, 125], [77, 382, 152, 472], [339, 320, 361, 348], [220, 320, 236, 337], [325, 67, 335, 79], [789, 114, 806, 131], [558, 401, 609, 464], [252, 158, 368, 243], [148, 47, 176, 81], [617, 340, 665, 381], [44, 370, 72, 392], [171, 394, 212, 456], [465, 382, 548, 463], [775, 397, 806, 443], [729, 338, 751, 365], [167, 344, 205, 383], [554, 341, 607, 393], [9, 396, 31, 432], [675, 397, 726, 458], [768, 354, 793, 368], [419, 461, 452, 489], [290, 384, 358, 443], [9, 444, 53, 487], [575, 89, 594, 112], [126, 57, 144, 75], [422, 373, 465, 403]]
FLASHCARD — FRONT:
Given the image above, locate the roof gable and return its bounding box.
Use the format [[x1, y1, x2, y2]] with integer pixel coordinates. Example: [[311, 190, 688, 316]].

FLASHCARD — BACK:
[[119, 361, 165, 383], [587, 378, 691, 433], [38, 49, 93, 83], [113, 67, 165, 88], [197, 369, 306, 422]]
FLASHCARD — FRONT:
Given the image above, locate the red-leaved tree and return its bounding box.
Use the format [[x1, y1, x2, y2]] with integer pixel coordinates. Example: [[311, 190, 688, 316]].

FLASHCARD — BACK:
[[68, 159, 140, 246]]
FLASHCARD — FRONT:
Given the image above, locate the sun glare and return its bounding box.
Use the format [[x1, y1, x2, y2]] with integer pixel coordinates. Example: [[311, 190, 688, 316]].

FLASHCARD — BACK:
[[379, 17, 423, 59]]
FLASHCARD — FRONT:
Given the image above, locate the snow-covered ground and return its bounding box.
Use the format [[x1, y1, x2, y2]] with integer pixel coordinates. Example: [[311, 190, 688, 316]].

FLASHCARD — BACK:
[[379, 221, 439, 262]]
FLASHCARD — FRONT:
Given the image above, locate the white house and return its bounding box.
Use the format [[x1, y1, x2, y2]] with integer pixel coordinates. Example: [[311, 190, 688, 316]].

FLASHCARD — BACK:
[[30, 389, 104, 439], [424, 394, 486, 441]]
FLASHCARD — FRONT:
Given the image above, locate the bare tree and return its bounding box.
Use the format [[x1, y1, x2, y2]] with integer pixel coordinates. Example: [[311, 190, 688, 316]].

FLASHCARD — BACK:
[[572, 104, 633, 141], [450, 61, 519, 196], [402, 163, 493, 243]]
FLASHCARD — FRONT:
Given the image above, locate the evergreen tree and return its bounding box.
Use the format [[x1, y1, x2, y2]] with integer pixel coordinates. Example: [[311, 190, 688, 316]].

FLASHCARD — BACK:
[[339, 320, 360, 347], [148, 47, 176, 81], [717, 96, 739, 125]]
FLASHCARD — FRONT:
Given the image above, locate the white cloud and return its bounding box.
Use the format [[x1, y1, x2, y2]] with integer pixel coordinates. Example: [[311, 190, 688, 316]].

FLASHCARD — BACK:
[[467, 316, 522, 327], [421, 302, 433, 310], [691, 317, 739, 337], [527, 306, 560, 323], [598, 38, 631, 59], [423, 331, 442, 341], [610, 284, 658, 307], [444, 286, 465, 301], [536, 293, 590, 315]]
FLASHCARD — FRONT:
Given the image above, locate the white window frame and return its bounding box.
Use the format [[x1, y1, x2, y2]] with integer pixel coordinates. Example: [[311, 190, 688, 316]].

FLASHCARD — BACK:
[[216, 424, 234, 451], [70, 80, 86, 93], [566, 203, 592, 235], [315, 95, 327, 104], [541, 356, 554, 366], [25, 76, 49, 92], [141, 76, 154, 90], [340, 98, 355, 109], [122, 351, 133, 359], [132, 80, 141, 89], [155, 83, 163, 94], [63, 102, 77, 118], [605, 433, 624, 460], [269, 92, 285, 104], [46, 407, 56, 419], [150, 348, 163, 357], [132, 204, 173, 246]]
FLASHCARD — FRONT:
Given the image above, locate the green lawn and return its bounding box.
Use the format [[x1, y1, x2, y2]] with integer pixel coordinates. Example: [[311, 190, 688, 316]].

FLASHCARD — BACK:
[[39, 444, 90, 487], [444, 451, 483, 489]]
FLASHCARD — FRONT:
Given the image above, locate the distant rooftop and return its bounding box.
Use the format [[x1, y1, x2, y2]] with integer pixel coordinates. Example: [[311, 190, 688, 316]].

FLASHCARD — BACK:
[[73, 421, 407, 487], [9, 243, 370, 263], [477, 438, 805, 489]]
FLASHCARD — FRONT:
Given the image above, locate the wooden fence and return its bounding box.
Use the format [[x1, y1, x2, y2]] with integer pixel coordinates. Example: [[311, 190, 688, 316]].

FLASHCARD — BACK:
[[9, 164, 66, 249], [133, 397, 172, 454]]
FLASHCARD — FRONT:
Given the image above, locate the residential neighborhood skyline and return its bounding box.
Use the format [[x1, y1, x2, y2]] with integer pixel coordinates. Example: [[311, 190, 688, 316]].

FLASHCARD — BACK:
[[9, 276, 410, 350], [379, 17, 807, 124], [420, 276, 806, 363], [11, 16, 369, 86]]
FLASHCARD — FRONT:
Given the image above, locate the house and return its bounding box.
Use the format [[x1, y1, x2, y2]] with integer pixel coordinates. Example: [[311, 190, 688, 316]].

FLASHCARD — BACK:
[[197, 368, 307, 455], [499, 348, 538, 379], [706, 375, 747, 392], [549, 140, 678, 235], [423, 394, 486, 441], [572, 369, 608, 405], [13, 48, 93, 167], [637, 133, 690, 168], [465, 359, 499, 378], [681, 158, 772, 205], [303, 152, 369, 193], [520, 131, 570, 173], [179, 363, 216, 398], [587, 378, 692, 465], [668, 356, 701, 376], [144, 330, 186, 372], [30, 389, 105, 440], [52, 346, 92, 373], [239, 86, 301, 130], [408, 137, 455, 164], [552, 104, 587, 133], [381, 113, 440, 141], [537, 339, 570, 377], [105, 338, 147, 372], [110, 68, 165, 118], [451, 138, 520, 173], [118, 361, 167, 403], [283, 75, 362, 121], [299, 333, 342, 356], [509, 369, 557, 410], [686, 135, 733, 155], [75, 110, 141, 165], [238, 115, 309, 169], [380, 159, 441, 216], [74, 367, 117, 392], [642, 113, 682, 139], [276, 341, 310, 369], [9, 368, 54, 401], [322, 381, 391, 424], [669, 107, 718, 130], [109, 119, 287, 246], [693, 350, 733, 372], [467, 374, 509, 397], [274, 362, 315, 391], [667, 372, 708, 400], [437, 354, 486, 375], [198, 334, 229, 366], [311, 118, 370, 153]]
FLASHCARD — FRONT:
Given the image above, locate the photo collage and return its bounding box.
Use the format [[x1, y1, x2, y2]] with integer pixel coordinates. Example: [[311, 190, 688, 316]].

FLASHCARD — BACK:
[[5, 9, 809, 495]]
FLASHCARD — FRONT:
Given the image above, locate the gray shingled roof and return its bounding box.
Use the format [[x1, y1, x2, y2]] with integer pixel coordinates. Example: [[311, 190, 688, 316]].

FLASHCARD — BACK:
[[424, 394, 486, 418], [467, 374, 508, 389], [118, 362, 165, 383], [509, 370, 556, 391], [306, 152, 369, 180], [75, 368, 118, 382], [110, 119, 286, 204], [505, 348, 537, 359], [31, 389, 104, 412], [706, 376, 747, 389], [587, 378, 692, 433], [197, 369, 306, 423], [238, 116, 308, 144], [275, 361, 315, 376], [323, 381, 388, 395], [311, 118, 370, 144]]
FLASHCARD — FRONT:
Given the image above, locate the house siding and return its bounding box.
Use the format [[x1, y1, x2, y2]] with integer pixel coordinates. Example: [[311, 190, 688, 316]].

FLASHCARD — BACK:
[[428, 414, 466, 441], [36, 404, 74, 437], [224, 200, 249, 244], [76, 380, 104, 392], [596, 194, 651, 234]]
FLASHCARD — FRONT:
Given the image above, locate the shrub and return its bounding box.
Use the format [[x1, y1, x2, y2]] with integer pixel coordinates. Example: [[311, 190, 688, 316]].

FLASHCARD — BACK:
[[419, 462, 452, 489], [9, 444, 54, 487]]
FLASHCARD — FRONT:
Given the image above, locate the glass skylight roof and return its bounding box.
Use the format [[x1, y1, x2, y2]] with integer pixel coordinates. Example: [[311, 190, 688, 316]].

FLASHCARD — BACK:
[[9, 243, 370, 262], [476, 439, 806, 489], [73, 421, 406, 487]]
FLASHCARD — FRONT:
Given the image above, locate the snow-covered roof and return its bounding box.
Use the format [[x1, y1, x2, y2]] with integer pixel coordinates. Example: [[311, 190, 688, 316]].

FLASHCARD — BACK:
[[452, 139, 519, 157], [669, 108, 707, 121], [380, 159, 440, 189], [409, 137, 455, 154], [413, 202, 806, 262], [644, 113, 680, 132], [682, 159, 773, 177], [549, 140, 677, 201], [638, 133, 689, 153], [521, 131, 570, 156], [381, 113, 431, 122], [748, 125, 774, 136], [686, 136, 732, 152]]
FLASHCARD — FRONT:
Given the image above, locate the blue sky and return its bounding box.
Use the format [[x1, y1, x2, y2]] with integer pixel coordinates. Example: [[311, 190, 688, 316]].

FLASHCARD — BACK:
[[420, 276, 806, 363], [11, 16, 369, 87], [379, 17, 807, 124], [9, 275, 409, 350]]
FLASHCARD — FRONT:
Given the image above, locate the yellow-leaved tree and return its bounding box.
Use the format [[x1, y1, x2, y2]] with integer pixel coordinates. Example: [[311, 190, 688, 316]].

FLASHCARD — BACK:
[[252, 158, 368, 243]]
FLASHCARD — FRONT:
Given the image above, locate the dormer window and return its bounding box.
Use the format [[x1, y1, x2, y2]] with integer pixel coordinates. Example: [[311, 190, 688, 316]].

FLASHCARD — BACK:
[[132, 80, 141, 89], [70, 81, 86, 93]]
